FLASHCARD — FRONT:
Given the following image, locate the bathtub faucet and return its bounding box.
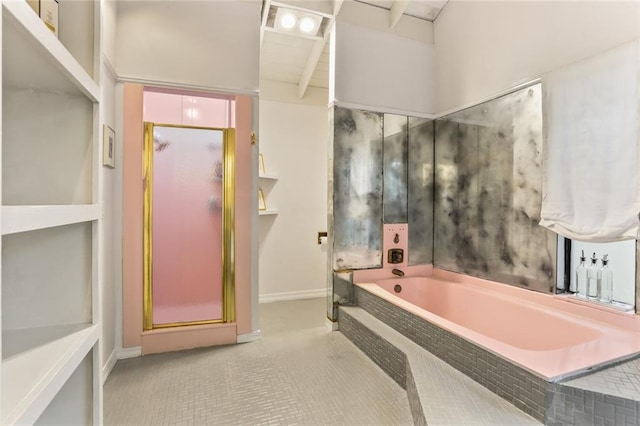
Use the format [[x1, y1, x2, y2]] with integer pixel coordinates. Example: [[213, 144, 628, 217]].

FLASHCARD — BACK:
[[392, 268, 405, 277]]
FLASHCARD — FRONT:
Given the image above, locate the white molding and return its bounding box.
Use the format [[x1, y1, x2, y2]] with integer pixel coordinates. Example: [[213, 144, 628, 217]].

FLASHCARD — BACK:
[[326, 318, 339, 331], [330, 100, 436, 119], [331, 78, 542, 120], [434, 78, 541, 119], [116, 75, 259, 98], [237, 330, 262, 343], [259, 289, 325, 304], [102, 349, 117, 384], [116, 346, 142, 359], [102, 55, 117, 80]]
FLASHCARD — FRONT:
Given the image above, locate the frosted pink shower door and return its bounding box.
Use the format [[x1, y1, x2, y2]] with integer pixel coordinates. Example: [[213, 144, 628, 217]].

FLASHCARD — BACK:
[[152, 125, 224, 325]]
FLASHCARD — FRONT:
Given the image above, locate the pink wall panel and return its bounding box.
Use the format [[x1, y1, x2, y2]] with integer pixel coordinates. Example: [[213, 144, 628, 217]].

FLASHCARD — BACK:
[[234, 96, 252, 334], [183, 96, 230, 128], [383, 223, 408, 268], [123, 84, 145, 348], [123, 85, 254, 351], [143, 91, 182, 124]]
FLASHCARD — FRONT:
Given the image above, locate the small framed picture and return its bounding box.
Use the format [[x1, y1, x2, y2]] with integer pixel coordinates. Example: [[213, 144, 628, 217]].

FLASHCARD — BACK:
[[103, 125, 116, 168], [259, 153, 266, 175], [258, 188, 267, 210]]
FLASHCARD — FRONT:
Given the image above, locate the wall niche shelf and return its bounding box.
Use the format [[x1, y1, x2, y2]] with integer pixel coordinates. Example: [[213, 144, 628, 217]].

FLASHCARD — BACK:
[[2, 0, 103, 424], [258, 173, 278, 181], [2, 204, 100, 235], [2, 324, 99, 425], [258, 154, 278, 215]]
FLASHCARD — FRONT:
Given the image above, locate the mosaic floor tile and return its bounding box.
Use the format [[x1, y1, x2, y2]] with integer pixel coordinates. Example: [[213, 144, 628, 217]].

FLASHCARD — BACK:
[[104, 298, 413, 425]]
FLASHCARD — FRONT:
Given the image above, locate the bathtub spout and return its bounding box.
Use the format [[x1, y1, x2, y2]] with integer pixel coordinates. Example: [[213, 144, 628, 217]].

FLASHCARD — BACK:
[[392, 268, 405, 277]]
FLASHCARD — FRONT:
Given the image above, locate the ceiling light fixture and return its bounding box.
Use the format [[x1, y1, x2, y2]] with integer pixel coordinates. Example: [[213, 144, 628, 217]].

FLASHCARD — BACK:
[[280, 12, 297, 30], [272, 6, 322, 36], [298, 16, 316, 33]]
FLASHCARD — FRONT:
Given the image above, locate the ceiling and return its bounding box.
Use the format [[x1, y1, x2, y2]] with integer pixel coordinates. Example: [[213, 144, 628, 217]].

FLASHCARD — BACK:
[[260, 0, 448, 99]]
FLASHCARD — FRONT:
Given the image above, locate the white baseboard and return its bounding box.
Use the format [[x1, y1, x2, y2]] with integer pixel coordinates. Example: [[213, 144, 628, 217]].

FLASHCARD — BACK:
[[117, 346, 142, 359], [237, 330, 262, 343], [102, 349, 118, 384], [326, 318, 339, 331], [259, 289, 325, 304]]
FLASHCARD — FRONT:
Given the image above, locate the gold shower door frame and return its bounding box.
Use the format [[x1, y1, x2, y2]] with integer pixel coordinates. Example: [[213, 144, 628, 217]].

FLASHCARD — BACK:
[[142, 122, 236, 330]]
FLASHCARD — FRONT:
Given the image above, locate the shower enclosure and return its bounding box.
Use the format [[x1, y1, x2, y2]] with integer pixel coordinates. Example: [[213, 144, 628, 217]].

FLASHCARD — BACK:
[[142, 123, 235, 330]]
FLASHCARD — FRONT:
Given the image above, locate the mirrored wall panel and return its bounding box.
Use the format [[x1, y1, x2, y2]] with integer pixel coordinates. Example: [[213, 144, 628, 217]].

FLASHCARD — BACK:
[[383, 114, 408, 223], [332, 107, 384, 270], [408, 117, 434, 265], [434, 84, 556, 292]]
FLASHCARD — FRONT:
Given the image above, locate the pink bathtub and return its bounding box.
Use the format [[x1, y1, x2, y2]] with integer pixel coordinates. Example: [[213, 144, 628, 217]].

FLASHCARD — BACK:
[[353, 266, 640, 380]]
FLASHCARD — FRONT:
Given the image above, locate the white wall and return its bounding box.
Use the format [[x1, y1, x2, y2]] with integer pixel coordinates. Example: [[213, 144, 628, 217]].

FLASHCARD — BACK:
[[332, 1, 435, 116], [115, 0, 260, 94], [434, 1, 640, 112], [258, 85, 328, 302], [103, 0, 117, 67], [100, 3, 120, 377]]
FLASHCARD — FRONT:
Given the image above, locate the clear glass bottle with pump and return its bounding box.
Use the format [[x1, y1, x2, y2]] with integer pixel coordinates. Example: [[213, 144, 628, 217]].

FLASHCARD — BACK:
[[587, 252, 599, 299], [598, 254, 613, 303], [575, 250, 587, 297]]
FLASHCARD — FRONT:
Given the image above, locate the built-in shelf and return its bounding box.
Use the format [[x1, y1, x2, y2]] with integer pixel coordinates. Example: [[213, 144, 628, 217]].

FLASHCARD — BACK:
[[1, 324, 99, 425], [3, 0, 99, 101], [2, 204, 100, 235], [259, 209, 279, 216], [2, 0, 103, 422], [258, 173, 278, 181], [559, 294, 635, 314]]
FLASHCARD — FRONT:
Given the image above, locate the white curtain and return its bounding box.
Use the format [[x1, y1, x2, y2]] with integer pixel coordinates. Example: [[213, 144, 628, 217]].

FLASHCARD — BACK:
[[540, 39, 640, 242]]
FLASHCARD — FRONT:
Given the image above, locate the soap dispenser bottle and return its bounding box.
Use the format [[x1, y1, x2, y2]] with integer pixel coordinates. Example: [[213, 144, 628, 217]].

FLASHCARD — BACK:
[[587, 252, 599, 299], [575, 250, 587, 296], [598, 254, 613, 303]]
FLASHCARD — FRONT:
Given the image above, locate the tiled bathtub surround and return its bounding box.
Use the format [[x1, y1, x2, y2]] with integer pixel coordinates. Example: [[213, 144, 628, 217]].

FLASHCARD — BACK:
[[547, 357, 640, 425], [547, 383, 640, 425], [339, 306, 539, 425], [352, 268, 640, 422], [434, 83, 557, 293], [354, 284, 547, 422]]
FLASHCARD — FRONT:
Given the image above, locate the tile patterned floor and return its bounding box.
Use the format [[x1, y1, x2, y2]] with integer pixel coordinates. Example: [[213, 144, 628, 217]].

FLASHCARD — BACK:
[[104, 298, 413, 425]]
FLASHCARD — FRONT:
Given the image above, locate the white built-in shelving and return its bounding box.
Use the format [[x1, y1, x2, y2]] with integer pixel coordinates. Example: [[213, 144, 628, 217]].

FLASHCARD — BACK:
[[259, 173, 278, 217], [258, 173, 278, 181], [1, 0, 102, 424], [2, 205, 100, 235]]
